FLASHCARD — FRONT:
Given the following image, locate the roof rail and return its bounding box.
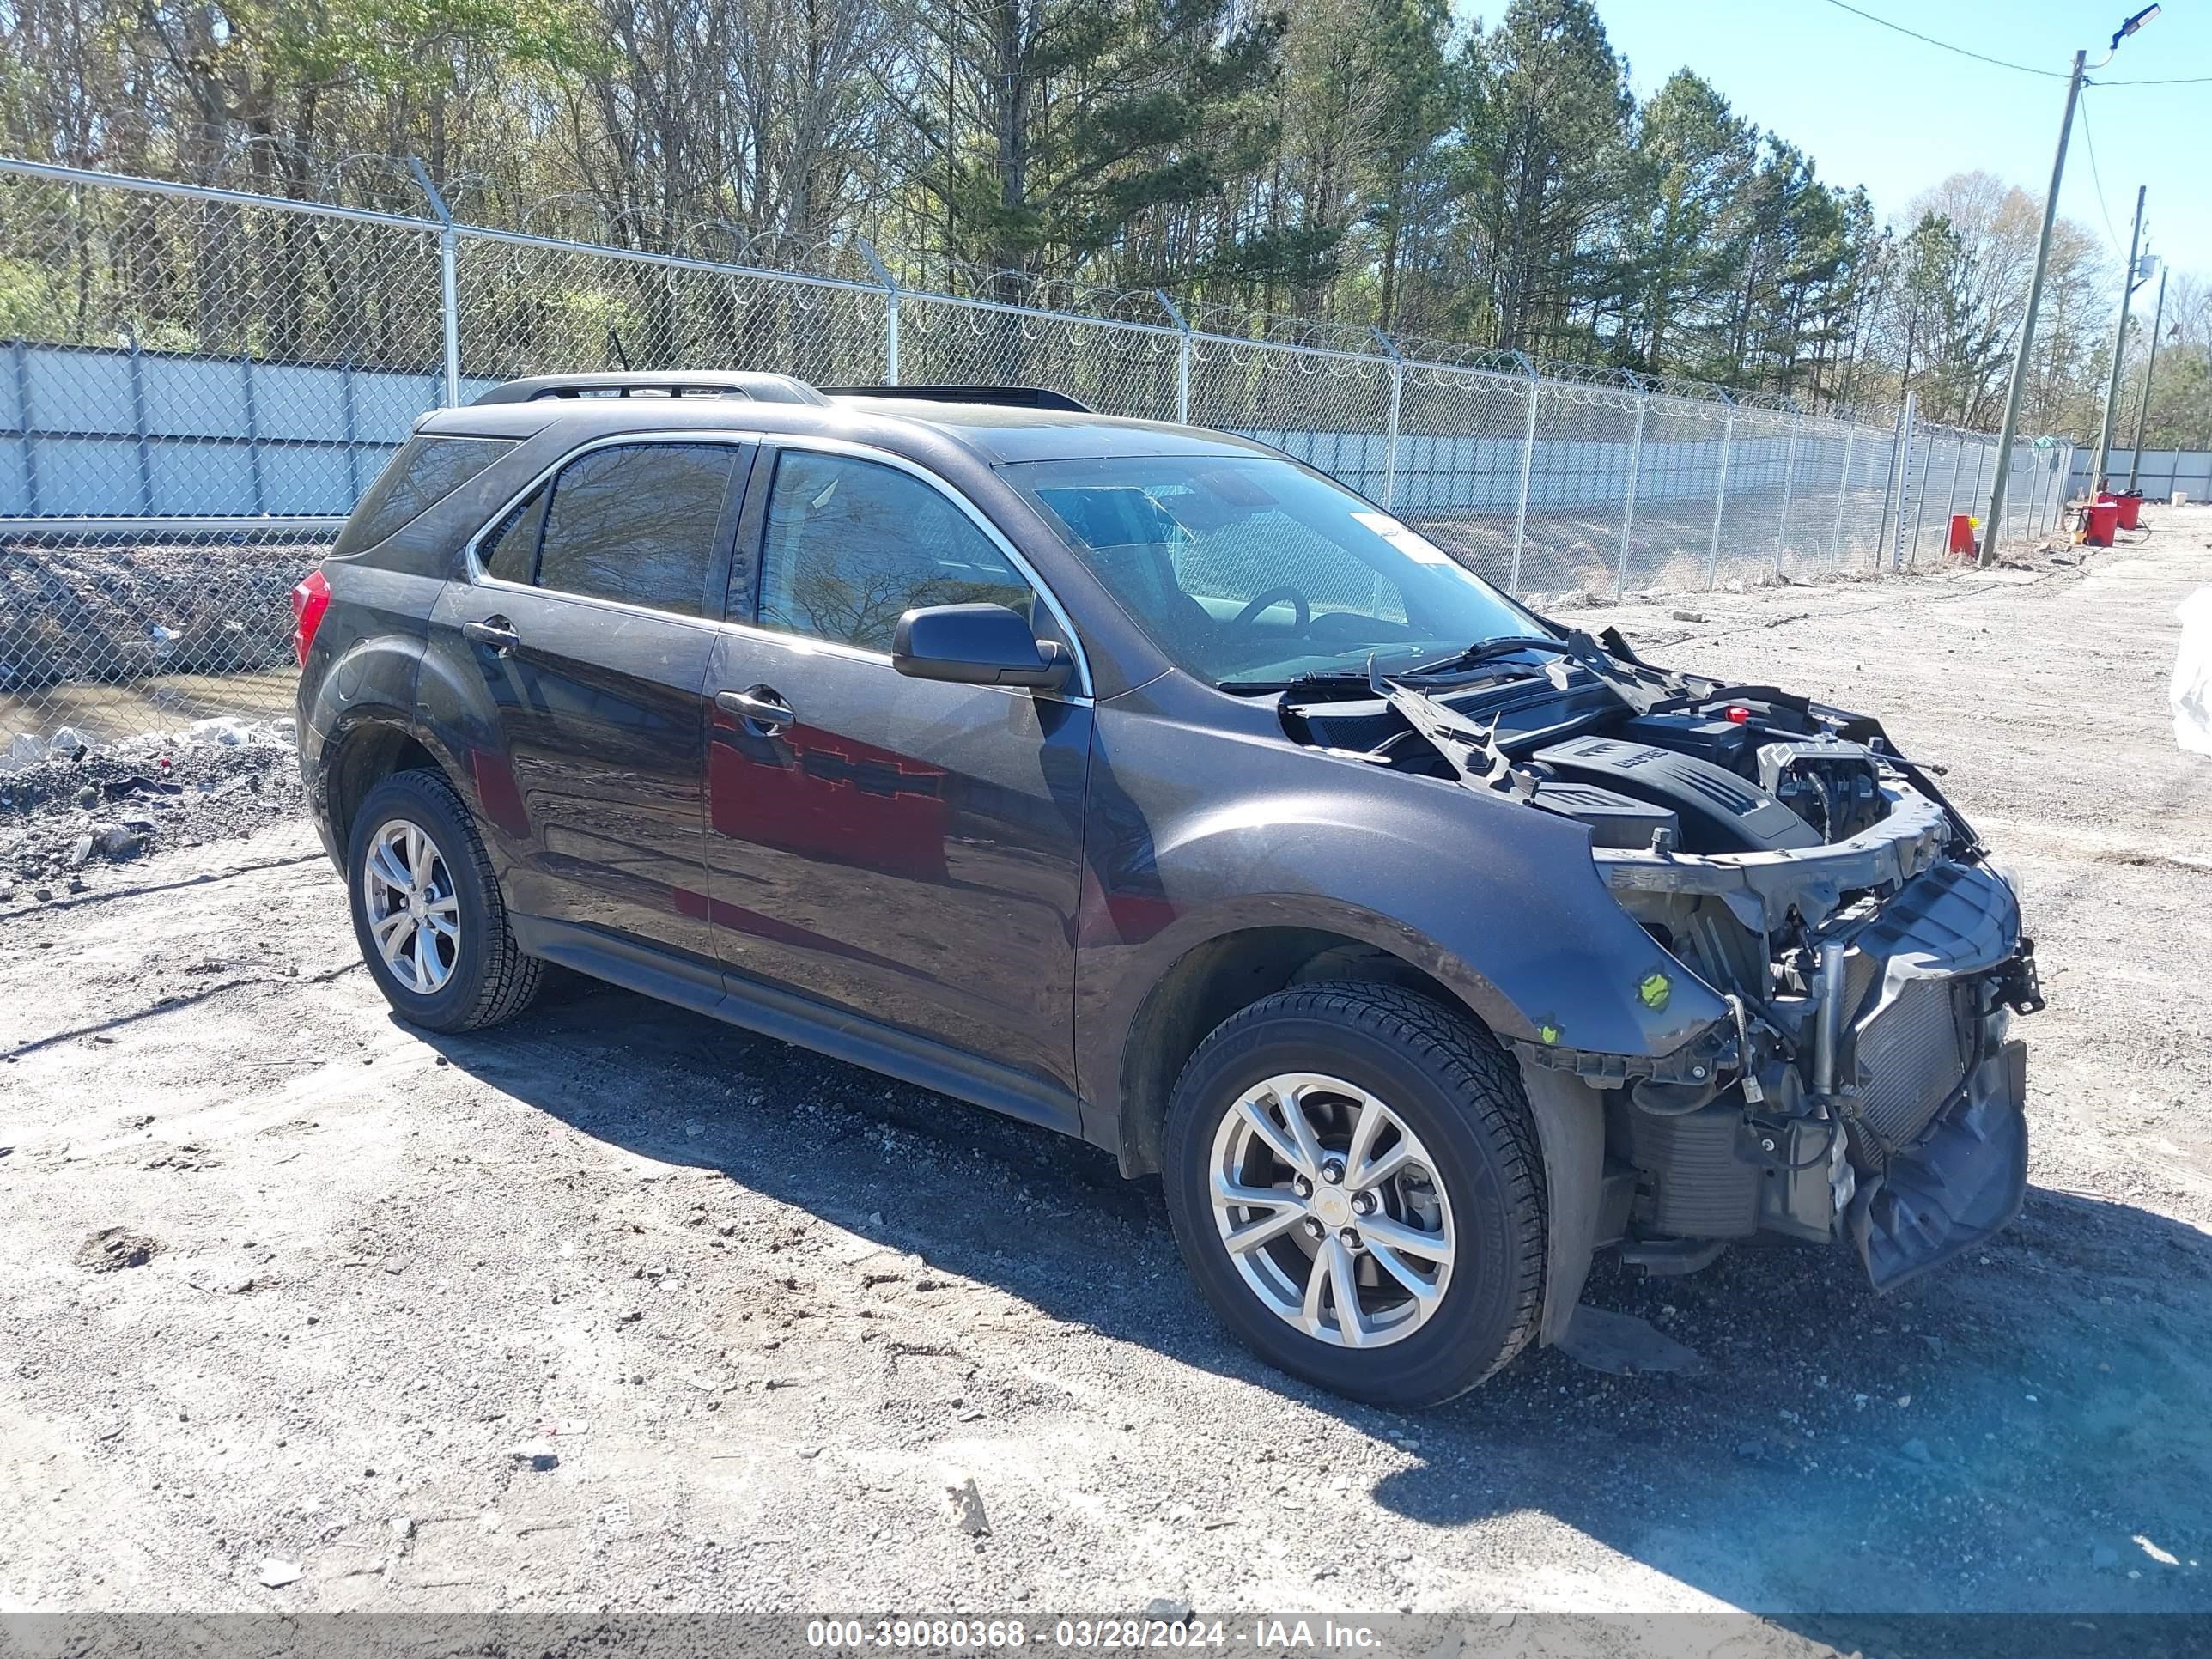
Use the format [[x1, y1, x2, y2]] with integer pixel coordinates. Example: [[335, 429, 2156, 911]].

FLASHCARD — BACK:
[[471, 372, 827, 406], [820, 385, 1092, 413]]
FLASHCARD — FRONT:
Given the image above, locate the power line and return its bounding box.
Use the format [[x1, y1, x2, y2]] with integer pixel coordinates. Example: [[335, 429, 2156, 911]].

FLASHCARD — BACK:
[[1814, 0, 2067, 77], [2075, 94, 2124, 253], [1815, 0, 2212, 85]]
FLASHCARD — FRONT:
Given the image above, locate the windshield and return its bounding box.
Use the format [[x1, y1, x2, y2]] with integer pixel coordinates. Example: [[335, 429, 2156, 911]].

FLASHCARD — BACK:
[[1003, 454, 1545, 689]]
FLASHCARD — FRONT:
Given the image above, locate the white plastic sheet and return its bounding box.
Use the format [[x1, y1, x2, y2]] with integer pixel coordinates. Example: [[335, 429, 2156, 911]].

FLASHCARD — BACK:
[[2175, 586, 2212, 757]]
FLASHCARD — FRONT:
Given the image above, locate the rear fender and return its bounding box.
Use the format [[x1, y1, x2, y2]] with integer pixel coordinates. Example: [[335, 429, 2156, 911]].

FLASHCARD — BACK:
[[300, 629, 431, 848], [409, 599, 532, 875]]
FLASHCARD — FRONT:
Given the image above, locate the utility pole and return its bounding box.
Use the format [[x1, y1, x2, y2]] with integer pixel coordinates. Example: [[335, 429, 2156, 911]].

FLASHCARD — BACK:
[[1979, 50, 2085, 564], [1979, 5, 2161, 562], [2092, 185, 2148, 493], [2125, 262, 2168, 493]]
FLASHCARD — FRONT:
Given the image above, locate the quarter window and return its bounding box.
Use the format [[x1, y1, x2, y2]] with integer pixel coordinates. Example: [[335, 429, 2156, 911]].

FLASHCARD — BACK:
[[477, 485, 546, 585], [340, 434, 515, 553], [521, 442, 741, 616], [755, 451, 1033, 652]]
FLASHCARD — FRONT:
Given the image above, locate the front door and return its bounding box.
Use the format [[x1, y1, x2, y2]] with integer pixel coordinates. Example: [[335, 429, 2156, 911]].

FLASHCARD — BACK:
[[700, 444, 1091, 1110], [437, 437, 751, 962]]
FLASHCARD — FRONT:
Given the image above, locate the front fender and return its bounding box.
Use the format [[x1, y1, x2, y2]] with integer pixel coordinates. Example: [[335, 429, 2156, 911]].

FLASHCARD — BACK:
[[1073, 696, 1731, 1133]]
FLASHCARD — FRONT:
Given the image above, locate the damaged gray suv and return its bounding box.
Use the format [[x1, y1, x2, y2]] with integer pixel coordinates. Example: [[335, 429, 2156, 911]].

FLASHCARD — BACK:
[[299, 372, 2043, 1407]]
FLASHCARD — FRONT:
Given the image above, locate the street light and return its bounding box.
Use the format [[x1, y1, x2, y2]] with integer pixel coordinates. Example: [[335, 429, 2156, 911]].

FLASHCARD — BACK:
[[1979, 6, 2160, 562], [2112, 5, 2160, 50]]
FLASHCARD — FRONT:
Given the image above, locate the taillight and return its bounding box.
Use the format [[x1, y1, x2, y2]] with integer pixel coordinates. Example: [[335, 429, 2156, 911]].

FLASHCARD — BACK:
[[289, 568, 331, 667]]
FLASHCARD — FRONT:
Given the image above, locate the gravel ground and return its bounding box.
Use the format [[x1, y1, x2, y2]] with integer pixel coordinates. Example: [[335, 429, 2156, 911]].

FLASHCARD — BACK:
[[1, 532, 320, 693], [1, 720, 306, 895], [3, 509, 2209, 1636]]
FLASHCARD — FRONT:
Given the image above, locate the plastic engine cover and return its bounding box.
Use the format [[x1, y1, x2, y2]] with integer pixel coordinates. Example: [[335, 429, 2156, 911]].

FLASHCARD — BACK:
[[1534, 734, 1822, 853]]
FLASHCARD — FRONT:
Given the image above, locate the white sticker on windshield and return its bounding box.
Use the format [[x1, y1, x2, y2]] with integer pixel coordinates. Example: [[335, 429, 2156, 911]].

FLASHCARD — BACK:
[[1351, 510, 1451, 565]]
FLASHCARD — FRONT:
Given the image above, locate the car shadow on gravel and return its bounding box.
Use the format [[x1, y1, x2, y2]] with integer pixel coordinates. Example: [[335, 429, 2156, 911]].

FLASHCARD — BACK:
[[424, 975, 2212, 1620]]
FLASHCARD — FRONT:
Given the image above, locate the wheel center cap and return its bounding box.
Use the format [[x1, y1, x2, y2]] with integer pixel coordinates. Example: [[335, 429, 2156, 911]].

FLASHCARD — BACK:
[[1310, 1185, 1352, 1228]]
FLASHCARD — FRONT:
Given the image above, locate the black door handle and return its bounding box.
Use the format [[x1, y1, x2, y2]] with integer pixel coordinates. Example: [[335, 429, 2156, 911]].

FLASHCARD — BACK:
[[715, 684, 794, 735], [462, 617, 520, 655]]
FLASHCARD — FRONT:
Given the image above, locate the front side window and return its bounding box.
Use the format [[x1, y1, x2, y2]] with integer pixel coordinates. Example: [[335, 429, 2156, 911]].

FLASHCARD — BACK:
[[524, 442, 741, 617], [1004, 454, 1542, 689], [340, 434, 515, 553], [755, 451, 1034, 653]]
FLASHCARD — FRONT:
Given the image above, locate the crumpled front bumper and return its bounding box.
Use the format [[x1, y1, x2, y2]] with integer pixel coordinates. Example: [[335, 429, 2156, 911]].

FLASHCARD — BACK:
[[1850, 1037, 2028, 1291], [1581, 799, 2041, 1284]]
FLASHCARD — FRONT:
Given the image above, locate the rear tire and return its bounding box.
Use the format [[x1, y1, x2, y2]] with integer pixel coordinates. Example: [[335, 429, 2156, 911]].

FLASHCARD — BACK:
[[346, 768, 544, 1033], [1161, 981, 1547, 1407]]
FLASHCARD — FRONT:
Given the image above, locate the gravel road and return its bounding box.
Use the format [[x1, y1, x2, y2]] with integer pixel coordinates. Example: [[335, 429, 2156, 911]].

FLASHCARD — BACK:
[[3, 509, 2209, 1636]]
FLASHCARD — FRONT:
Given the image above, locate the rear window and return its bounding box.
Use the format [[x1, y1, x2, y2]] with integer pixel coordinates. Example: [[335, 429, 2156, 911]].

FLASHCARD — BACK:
[[339, 435, 515, 552]]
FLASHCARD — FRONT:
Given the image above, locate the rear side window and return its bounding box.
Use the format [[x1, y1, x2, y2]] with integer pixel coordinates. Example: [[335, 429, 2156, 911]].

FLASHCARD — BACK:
[[341, 435, 514, 551], [520, 443, 742, 617], [755, 451, 1032, 652]]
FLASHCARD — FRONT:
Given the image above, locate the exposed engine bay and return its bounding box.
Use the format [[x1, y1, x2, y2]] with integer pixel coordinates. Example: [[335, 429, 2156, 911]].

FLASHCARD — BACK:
[[1278, 629, 2045, 1292]]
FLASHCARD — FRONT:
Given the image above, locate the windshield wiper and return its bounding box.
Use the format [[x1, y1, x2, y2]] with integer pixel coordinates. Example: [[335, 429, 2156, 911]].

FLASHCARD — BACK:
[[1217, 649, 1468, 695], [1217, 636, 1583, 696], [1419, 635, 1577, 672]]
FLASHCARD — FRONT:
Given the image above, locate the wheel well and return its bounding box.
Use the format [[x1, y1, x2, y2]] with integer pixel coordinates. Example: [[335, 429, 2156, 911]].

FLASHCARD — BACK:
[[326, 724, 441, 848], [1116, 927, 1466, 1176]]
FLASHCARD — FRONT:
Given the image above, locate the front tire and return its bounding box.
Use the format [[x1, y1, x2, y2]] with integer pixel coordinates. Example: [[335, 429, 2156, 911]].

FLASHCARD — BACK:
[[346, 768, 544, 1033], [1162, 982, 1547, 1407]]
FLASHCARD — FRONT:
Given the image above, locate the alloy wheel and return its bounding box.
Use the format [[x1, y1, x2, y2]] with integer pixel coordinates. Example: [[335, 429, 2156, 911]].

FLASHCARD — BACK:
[[1207, 1071, 1456, 1349], [362, 817, 461, 995]]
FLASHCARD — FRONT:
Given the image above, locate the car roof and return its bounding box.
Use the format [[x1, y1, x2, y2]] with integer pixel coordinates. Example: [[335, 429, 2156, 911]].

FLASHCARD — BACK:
[[416, 390, 1273, 467]]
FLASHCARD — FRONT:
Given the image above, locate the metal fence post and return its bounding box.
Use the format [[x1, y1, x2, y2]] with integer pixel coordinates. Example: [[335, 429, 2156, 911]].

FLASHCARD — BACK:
[[1615, 388, 1647, 600], [1967, 440, 1989, 556], [1941, 435, 1966, 554], [242, 356, 264, 514], [1506, 354, 1540, 595], [1907, 426, 1936, 569], [1373, 328, 1404, 510], [342, 356, 361, 502], [858, 240, 899, 386], [1157, 290, 1191, 425], [11, 337, 40, 515], [409, 158, 461, 407], [1874, 390, 1912, 571], [1705, 398, 1735, 589], [127, 328, 155, 514], [1773, 413, 1799, 577], [439, 229, 461, 406], [1829, 426, 1855, 567]]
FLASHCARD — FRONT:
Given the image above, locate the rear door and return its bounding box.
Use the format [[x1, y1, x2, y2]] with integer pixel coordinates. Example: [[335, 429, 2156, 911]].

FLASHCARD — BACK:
[[434, 435, 752, 963], [699, 441, 1092, 1118]]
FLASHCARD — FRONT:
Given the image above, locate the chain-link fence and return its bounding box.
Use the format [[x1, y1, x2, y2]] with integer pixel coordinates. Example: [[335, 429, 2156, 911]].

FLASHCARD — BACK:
[[0, 158, 2076, 749]]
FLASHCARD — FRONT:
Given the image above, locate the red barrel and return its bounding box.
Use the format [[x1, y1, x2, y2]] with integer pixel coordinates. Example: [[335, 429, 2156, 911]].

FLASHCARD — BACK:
[[2116, 492, 2143, 531], [2083, 500, 2121, 545], [1948, 514, 1977, 556]]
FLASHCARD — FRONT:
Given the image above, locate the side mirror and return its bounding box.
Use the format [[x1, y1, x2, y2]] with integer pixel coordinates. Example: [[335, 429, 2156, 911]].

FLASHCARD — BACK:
[[891, 603, 1072, 691]]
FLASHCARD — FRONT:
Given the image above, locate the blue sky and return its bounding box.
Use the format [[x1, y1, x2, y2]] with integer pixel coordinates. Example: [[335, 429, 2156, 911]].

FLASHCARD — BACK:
[[1584, 0, 2209, 283]]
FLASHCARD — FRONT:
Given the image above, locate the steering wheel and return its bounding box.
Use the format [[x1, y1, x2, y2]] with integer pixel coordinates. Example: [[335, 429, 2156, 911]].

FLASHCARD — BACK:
[[1231, 586, 1310, 630]]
